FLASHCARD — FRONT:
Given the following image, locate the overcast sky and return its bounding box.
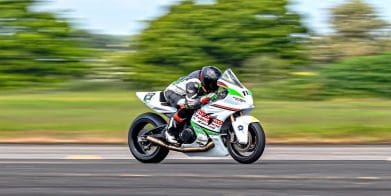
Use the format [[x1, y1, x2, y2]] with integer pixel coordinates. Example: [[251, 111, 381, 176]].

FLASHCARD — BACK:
[[35, 0, 391, 35]]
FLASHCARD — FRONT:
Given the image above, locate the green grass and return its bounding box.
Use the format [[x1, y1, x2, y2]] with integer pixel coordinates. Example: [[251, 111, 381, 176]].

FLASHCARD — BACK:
[[0, 90, 390, 143]]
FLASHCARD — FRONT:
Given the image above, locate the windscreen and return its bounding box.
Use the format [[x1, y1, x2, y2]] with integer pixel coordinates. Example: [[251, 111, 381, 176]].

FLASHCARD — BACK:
[[220, 69, 244, 88]]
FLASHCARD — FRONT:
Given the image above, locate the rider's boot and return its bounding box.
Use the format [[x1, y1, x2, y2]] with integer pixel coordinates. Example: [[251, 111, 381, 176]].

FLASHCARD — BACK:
[[164, 117, 179, 144], [164, 111, 185, 144]]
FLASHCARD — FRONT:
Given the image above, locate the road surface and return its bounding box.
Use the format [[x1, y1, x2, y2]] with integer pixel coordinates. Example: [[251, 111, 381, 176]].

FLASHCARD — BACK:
[[0, 145, 390, 196]]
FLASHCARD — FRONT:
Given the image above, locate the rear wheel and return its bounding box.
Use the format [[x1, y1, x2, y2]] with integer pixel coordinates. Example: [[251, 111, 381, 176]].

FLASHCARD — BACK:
[[128, 113, 169, 163], [228, 122, 266, 164]]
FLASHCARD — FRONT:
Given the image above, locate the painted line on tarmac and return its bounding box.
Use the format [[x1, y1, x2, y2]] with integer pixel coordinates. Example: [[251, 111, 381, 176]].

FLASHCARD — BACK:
[[387, 157, 391, 161], [356, 176, 380, 180], [63, 155, 103, 160]]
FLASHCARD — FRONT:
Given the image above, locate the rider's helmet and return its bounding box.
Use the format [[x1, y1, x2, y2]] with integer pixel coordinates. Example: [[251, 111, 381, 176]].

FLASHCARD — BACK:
[[200, 66, 222, 93]]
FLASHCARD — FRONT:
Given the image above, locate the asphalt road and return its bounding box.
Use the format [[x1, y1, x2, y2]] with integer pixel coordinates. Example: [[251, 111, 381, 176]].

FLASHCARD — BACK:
[[0, 145, 390, 196]]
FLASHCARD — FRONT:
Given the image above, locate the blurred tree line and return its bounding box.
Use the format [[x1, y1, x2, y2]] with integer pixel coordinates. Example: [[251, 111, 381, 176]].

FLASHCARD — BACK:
[[312, 0, 390, 62], [123, 0, 308, 87], [123, 0, 390, 99], [0, 0, 95, 87], [0, 0, 390, 99]]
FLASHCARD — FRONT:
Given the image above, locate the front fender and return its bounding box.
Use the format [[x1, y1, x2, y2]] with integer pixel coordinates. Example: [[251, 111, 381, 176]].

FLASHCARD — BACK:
[[231, 115, 259, 144]]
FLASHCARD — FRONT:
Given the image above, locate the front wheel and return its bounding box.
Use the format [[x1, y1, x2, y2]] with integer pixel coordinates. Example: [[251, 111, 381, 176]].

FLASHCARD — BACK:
[[228, 122, 266, 164], [128, 113, 169, 163]]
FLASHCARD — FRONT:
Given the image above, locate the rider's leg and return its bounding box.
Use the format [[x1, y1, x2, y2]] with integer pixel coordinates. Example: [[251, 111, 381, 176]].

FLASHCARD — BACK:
[[163, 90, 186, 143], [165, 109, 184, 143], [165, 107, 194, 143]]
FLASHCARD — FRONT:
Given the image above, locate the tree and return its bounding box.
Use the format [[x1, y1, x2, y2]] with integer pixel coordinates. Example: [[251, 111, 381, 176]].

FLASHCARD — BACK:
[[312, 0, 389, 62], [0, 0, 94, 87], [124, 0, 308, 87], [331, 0, 387, 38]]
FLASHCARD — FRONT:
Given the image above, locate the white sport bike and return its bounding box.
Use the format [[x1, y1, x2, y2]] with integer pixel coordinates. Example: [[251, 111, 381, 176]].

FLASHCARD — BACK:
[[128, 69, 266, 164]]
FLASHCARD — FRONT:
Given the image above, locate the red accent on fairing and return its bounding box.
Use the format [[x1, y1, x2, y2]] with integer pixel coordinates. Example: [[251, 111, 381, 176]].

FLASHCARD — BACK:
[[173, 112, 185, 123], [211, 104, 241, 111], [217, 81, 227, 87]]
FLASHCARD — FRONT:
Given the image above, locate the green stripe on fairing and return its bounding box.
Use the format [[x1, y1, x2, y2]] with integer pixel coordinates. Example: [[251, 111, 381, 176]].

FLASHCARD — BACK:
[[227, 87, 244, 98], [191, 121, 219, 136]]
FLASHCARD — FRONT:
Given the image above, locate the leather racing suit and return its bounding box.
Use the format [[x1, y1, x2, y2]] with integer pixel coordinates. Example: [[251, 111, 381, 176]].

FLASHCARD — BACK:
[[163, 70, 216, 142]]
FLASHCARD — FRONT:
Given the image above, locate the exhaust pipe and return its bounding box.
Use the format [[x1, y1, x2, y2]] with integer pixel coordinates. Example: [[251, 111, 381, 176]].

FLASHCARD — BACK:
[[146, 136, 214, 152]]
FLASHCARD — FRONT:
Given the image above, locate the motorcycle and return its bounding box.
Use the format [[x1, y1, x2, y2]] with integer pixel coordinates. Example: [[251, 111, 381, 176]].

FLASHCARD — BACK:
[[128, 69, 266, 164]]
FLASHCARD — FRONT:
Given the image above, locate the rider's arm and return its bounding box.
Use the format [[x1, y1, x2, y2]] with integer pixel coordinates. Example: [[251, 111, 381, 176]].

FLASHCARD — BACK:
[[183, 81, 202, 109], [184, 81, 216, 109]]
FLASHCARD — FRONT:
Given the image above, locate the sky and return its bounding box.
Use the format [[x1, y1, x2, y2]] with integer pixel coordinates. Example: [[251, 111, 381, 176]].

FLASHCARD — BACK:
[[35, 0, 391, 35]]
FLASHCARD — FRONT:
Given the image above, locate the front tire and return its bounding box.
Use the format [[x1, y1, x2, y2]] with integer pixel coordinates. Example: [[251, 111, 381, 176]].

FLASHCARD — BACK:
[[228, 122, 266, 164], [128, 113, 169, 163]]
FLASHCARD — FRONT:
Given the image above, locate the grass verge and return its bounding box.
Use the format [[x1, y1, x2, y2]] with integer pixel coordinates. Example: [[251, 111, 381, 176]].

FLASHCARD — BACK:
[[0, 91, 390, 144]]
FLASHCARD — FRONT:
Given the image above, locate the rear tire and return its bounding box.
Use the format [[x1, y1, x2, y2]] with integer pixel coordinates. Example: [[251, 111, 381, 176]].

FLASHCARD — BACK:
[[228, 122, 266, 164], [128, 113, 169, 163]]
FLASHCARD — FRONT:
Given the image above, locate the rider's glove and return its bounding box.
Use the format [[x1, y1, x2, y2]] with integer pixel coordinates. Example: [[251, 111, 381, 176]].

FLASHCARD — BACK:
[[200, 93, 218, 105]]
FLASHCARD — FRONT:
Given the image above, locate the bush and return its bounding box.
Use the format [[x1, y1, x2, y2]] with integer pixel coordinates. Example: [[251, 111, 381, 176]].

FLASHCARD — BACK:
[[321, 52, 391, 98], [254, 52, 391, 100]]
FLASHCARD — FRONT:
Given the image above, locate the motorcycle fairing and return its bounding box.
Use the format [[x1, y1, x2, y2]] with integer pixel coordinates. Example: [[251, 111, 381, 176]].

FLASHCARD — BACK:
[[136, 92, 176, 114]]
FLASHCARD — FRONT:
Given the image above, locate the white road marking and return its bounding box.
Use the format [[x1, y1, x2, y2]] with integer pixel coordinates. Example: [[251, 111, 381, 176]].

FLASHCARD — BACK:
[[386, 157, 391, 161], [356, 176, 380, 180], [119, 174, 150, 177]]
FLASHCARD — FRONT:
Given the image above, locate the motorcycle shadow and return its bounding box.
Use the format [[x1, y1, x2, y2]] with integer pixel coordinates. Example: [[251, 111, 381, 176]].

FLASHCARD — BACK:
[[161, 159, 264, 165]]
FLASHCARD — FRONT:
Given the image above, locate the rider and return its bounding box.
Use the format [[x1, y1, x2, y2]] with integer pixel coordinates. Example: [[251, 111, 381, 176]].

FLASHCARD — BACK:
[[163, 66, 222, 144]]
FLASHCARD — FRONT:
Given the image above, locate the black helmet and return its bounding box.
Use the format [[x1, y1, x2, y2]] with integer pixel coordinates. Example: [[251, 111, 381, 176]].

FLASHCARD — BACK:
[[200, 66, 222, 92]]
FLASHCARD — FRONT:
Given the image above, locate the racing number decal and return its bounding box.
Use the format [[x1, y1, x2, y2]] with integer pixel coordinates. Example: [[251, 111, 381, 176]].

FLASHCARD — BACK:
[[144, 93, 155, 103], [242, 91, 249, 96]]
